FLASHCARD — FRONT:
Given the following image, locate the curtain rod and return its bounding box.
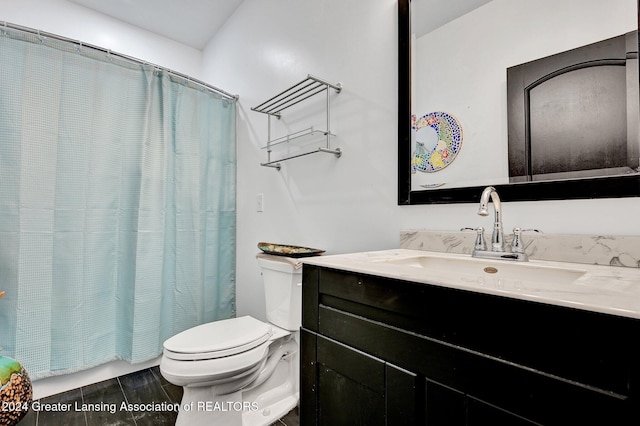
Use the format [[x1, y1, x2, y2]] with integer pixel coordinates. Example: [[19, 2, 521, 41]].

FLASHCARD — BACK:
[[1, 21, 239, 101]]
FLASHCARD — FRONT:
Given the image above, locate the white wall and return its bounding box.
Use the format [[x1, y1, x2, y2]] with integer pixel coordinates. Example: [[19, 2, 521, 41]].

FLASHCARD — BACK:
[[202, 0, 401, 319], [202, 0, 640, 322]]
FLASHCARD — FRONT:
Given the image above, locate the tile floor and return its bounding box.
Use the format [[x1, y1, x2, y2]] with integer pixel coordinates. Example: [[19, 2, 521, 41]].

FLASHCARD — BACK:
[[17, 366, 299, 426]]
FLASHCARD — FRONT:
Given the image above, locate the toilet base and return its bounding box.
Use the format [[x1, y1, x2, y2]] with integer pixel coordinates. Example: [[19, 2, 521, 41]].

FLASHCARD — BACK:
[[242, 393, 298, 426], [176, 384, 298, 426], [173, 337, 299, 426]]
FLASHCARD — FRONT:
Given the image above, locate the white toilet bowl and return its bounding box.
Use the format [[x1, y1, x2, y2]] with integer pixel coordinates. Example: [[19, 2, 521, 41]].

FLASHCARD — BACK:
[[160, 316, 299, 426], [160, 254, 302, 426]]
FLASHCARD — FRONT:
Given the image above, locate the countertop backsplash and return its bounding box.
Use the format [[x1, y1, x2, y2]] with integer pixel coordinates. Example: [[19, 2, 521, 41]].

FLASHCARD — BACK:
[[401, 230, 640, 268]]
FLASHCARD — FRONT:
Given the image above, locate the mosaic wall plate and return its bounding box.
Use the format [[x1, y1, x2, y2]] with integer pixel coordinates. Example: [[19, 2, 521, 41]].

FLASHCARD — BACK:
[[411, 112, 463, 173]]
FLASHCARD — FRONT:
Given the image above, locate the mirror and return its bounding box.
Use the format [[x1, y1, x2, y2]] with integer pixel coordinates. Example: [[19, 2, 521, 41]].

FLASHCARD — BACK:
[[398, 0, 640, 204]]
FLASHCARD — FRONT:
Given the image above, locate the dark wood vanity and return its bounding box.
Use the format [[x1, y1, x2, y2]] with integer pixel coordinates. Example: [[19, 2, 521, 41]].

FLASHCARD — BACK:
[[300, 264, 640, 425]]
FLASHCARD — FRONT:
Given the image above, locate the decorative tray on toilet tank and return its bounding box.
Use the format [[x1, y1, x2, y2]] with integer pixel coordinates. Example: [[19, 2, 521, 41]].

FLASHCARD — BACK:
[[258, 242, 325, 258]]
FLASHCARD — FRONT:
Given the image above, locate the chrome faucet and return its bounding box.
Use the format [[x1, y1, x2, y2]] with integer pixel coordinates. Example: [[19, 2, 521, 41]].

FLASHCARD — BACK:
[[468, 187, 537, 262], [478, 186, 504, 252], [511, 228, 542, 254]]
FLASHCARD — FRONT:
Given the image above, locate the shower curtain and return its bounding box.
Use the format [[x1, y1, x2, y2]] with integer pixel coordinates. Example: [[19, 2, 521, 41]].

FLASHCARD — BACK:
[[0, 29, 236, 379]]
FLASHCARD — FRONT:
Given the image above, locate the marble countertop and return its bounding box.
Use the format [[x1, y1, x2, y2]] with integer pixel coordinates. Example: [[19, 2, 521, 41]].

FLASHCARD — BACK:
[[303, 249, 640, 320]]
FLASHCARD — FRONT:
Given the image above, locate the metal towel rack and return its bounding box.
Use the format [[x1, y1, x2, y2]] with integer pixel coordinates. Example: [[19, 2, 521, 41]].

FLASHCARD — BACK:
[[251, 75, 342, 170]]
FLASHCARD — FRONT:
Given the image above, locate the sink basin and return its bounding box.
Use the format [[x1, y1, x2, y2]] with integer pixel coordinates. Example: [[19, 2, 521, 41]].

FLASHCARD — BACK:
[[379, 254, 587, 289]]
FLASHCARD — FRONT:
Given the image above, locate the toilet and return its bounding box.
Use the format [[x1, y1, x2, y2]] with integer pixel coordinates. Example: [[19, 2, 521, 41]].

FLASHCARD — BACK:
[[160, 254, 302, 426]]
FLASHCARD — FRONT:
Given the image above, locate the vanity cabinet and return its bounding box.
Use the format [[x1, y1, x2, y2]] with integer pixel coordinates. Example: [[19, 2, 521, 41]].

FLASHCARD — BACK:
[[300, 265, 640, 425]]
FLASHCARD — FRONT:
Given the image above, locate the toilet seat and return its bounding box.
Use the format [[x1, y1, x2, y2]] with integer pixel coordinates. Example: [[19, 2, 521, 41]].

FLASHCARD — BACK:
[[163, 316, 272, 361]]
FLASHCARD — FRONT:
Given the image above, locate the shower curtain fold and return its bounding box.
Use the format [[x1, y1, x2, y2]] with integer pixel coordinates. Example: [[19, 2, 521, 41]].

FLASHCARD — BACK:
[[0, 30, 236, 379]]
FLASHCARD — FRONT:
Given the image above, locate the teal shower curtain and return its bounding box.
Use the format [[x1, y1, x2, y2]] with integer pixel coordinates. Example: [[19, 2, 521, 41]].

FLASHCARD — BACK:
[[0, 29, 236, 379]]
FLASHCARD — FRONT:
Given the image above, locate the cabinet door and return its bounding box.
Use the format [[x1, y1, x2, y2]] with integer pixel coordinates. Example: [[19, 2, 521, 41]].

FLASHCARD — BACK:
[[317, 335, 385, 426], [467, 397, 539, 426], [387, 363, 424, 425], [300, 328, 318, 426], [424, 380, 539, 426], [425, 380, 466, 426]]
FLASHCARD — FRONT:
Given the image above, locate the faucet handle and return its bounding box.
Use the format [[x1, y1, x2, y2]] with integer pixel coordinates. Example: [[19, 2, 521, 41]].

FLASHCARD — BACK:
[[511, 228, 542, 253], [461, 227, 487, 251]]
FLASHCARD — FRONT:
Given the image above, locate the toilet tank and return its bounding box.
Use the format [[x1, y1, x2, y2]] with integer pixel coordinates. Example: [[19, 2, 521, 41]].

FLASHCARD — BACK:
[[256, 255, 302, 331]]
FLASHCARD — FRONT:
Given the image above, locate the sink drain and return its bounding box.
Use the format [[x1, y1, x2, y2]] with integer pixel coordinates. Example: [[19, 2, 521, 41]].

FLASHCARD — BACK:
[[483, 267, 498, 274]]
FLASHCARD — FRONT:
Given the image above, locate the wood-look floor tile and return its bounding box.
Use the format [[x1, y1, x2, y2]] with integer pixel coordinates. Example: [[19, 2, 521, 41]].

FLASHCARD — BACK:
[[118, 368, 178, 425], [151, 366, 183, 404], [14, 403, 37, 426], [35, 388, 87, 426], [81, 378, 135, 425], [280, 406, 300, 426], [20, 365, 301, 426]]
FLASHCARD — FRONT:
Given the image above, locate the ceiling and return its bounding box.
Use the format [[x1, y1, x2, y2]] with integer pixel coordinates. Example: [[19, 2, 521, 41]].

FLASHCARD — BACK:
[[68, 0, 492, 50], [68, 0, 246, 50]]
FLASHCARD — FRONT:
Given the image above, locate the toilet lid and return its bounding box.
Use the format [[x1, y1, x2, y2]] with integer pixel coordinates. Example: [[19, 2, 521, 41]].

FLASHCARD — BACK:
[[163, 316, 272, 361]]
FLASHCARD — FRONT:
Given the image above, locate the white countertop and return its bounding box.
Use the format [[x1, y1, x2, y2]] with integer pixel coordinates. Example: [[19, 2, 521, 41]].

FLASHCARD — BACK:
[[303, 249, 640, 320]]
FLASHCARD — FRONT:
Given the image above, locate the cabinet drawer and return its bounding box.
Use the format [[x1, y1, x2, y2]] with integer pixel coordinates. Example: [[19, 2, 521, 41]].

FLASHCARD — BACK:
[[317, 267, 640, 397]]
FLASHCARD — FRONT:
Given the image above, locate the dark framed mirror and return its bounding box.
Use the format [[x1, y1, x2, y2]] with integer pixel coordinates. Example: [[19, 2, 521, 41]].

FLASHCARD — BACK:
[[398, 0, 640, 205]]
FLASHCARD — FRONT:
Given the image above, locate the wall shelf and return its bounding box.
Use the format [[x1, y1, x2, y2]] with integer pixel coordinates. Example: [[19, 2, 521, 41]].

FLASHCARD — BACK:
[[260, 127, 335, 149], [251, 75, 342, 170]]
